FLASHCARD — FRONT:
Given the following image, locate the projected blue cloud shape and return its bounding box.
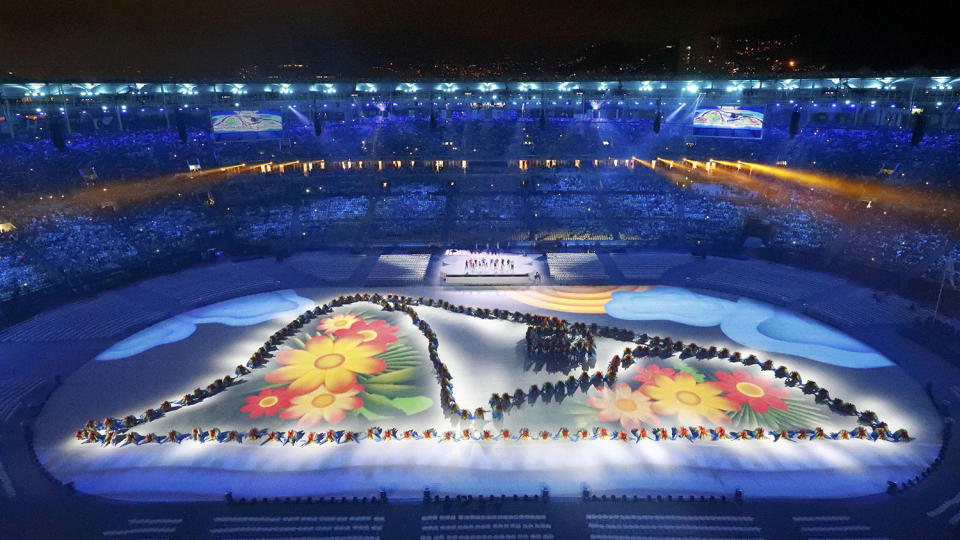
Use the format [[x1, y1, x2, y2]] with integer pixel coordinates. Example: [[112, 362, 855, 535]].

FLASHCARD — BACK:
[[96, 290, 315, 361], [604, 287, 892, 369]]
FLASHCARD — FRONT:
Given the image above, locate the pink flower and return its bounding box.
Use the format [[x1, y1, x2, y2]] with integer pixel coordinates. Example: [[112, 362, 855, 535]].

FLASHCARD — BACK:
[[587, 383, 659, 429]]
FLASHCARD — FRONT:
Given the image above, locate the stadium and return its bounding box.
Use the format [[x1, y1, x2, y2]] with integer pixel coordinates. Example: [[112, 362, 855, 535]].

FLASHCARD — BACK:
[[0, 74, 959, 539]]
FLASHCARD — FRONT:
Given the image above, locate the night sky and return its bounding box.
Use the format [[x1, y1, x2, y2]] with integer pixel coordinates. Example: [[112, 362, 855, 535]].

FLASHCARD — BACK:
[[2, 1, 958, 79]]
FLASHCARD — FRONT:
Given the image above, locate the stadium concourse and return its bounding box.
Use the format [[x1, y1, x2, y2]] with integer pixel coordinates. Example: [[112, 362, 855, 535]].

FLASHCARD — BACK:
[[0, 76, 959, 538]]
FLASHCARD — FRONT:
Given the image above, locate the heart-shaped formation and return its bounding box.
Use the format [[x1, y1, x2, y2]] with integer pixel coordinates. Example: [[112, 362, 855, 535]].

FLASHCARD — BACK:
[[74, 293, 910, 447]]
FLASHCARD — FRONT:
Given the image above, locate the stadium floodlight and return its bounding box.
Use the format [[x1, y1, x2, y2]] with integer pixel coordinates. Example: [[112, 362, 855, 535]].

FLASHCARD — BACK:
[[396, 83, 419, 93], [478, 82, 498, 92], [556, 82, 578, 92], [437, 83, 459, 93], [356, 83, 377, 93], [684, 84, 699, 93], [517, 82, 538, 92]]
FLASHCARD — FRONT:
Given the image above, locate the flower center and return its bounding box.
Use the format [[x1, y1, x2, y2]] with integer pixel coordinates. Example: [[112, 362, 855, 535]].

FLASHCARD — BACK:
[[314, 353, 346, 369], [736, 382, 765, 398], [615, 398, 638, 412], [675, 390, 702, 406], [258, 396, 279, 408], [311, 393, 336, 408], [333, 319, 350, 327], [356, 329, 378, 342]]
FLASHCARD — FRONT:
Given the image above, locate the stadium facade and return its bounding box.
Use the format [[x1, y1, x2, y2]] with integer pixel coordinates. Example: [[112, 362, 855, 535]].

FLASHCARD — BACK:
[[1, 75, 959, 133]]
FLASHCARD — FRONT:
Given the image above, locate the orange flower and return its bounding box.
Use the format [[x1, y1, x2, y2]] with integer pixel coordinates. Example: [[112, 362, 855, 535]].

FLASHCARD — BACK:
[[336, 319, 398, 347], [265, 335, 386, 394], [641, 372, 734, 425], [317, 313, 362, 335], [280, 384, 363, 427]]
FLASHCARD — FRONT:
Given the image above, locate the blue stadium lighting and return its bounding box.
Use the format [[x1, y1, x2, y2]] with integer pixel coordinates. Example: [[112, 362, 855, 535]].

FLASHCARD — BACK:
[[437, 83, 459, 93], [322, 84, 336, 94], [478, 82, 498, 92], [556, 82, 578, 92], [356, 83, 377, 93], [517, 82, 538, 92], [396, 83, 419, 93], [685, 84, 699, 93]]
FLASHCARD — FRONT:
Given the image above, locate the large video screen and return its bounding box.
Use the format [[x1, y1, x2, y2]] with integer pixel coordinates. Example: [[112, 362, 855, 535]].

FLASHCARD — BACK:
[[211, 109, 283, 141], [691, 105, 764, 139]]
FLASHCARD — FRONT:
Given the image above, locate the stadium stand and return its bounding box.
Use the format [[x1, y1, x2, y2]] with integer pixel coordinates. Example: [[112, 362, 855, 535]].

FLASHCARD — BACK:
[[367, 254, 432, 283]]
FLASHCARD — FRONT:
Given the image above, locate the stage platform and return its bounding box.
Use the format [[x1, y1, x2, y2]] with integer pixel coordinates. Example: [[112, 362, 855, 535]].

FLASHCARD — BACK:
[[443, 273, 531, 285]]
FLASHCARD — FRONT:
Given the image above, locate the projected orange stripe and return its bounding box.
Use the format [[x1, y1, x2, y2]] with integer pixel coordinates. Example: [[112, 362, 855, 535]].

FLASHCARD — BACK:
[[504, 285, 649, 314]]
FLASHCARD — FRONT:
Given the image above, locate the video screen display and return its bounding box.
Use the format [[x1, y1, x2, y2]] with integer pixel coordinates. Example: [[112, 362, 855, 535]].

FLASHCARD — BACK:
[[692, 106, 764, 139], [211, 109, 283, 141]]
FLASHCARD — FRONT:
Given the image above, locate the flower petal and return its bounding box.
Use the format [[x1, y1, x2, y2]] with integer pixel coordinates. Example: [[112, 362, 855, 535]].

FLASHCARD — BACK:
[[264, 364, 312, 384], [275, 349, 317, 366], [324, 367, 358, 393], [323, 407, 347, 424], [286, 369, 327, 395], [343, 354, 387, 375]]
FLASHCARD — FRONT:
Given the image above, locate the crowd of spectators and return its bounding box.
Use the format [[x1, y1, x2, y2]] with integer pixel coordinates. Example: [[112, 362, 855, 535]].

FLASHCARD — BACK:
[[1, 114, 959, 306]]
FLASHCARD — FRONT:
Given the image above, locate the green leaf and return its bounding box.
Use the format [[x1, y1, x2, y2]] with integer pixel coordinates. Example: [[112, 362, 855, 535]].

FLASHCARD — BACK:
[[388, 396, 434, 415], [356, 406, 389, 421], [289, 337, 307, 349], [365, 367, 423, 384], [359, 392, 406, 417], [675, 364, 705, 382], [363, 383, 423, 398]]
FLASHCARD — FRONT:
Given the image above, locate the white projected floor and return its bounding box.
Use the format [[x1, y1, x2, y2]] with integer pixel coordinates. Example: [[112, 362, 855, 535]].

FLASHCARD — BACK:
[[33, 285, 940, 501]]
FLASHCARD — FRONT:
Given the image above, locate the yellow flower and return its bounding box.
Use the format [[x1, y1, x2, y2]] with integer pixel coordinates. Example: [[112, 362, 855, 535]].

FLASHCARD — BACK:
[[265, 335, 386, 394], [317, 313, 362, 335], [280, 384, 363, 427], [641, 372, 734, 425]]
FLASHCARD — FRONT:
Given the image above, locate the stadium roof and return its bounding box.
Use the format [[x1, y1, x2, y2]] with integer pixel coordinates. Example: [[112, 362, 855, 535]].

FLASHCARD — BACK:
[[1, 76, 957, 98]]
